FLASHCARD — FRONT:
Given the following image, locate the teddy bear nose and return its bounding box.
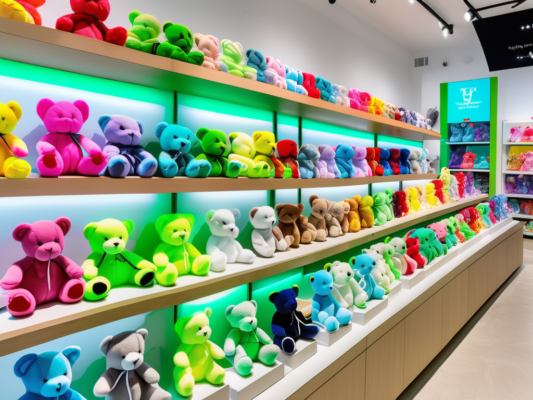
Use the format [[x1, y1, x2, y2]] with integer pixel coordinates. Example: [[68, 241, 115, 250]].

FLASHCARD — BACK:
[[114, 242, 119, 247], [181, 142, 186, 147], [204, 331, 207, 336], [230, 228, 234, 232]]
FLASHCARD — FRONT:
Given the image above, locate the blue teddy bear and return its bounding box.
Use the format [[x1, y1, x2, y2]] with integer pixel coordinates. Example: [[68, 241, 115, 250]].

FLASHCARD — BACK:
[[378, 148, 393, 176], [99, 114, 158, 178], [335, 144, 356, 179], [349, 255, 386, 300], [399, 148, 411, 174], [245, 49, 267, 83], [315, 77, 336, 103], [297, 144, 320, 179], [155, 122, 211, 178], [449, 124, 464, 142], [310, 270, 352, 332], [15, 346, 85, 400], [284, 66, 307, 95], [462, 123, 475, 142]]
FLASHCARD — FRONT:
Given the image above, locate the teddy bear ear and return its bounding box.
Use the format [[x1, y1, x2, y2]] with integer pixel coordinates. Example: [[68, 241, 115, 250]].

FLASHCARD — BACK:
[[324, 263, 332, 272], [268, 291, 279, 303], [274, 204, 284, 214], [155, 214, 169, 235], [184, 214, 195, 228], [123, 220, 135, 235], [136, 120, 144, 134], [14, 353, 38, 378], [83, 222, 98, 240], [349, 256, 356, 266], [61, 346, 81, 367], [228, 132, 239, 144], [309, 194, 318, 206], [98, 115, 112, 131], [196, 127, 209, 141], [36, 98, 55, 121], [73, 100, 90, 123], [7, 101, 22, 121], [252, 132, 262, 142], [225, 305, 235, 319], [12, 223, 31, 242], [205, 210, 216, 223], [99, 335, 114, 356], [136, 328, 148, 342], [55, 217, 71, 236], [297, 203, 305, 213], [231, 208, 241, 220], [155, 122, 168, 139], [384, 236, 391, 244], [128, 10, 141, 24], [204, 307, 212, 318], [249, 207, 259, 220], [250, 300, 258, 309], [310, 275, 314, 283], [292, 285, 299, 296], [162, 21, 173, 31]]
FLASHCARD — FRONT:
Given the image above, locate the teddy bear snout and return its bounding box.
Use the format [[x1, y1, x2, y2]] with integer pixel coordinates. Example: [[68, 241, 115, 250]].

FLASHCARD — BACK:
[[35, 243, 61, 261], [121, 352, 143, 371], [103, 238, 125, 254], [42, 376, 69, 397], [56, 118, 73, 133]]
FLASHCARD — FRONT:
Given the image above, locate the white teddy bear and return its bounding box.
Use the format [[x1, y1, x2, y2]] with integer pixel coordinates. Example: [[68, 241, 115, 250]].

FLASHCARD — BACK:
[[206, 208, 256, 272], [363, 248, 393, 291], [249, 206, 288, 258], [326, 261, 368, 309]]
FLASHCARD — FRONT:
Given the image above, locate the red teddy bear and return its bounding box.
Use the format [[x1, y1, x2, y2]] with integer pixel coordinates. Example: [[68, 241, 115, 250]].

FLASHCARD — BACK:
[[406, 237, 427, 268], [56, 0, 127, 46], [276, 139, 300, 178], [431, 180, 445, 204], [460, 152, 476, 169], [302, 72, 321, 99], [392, 191, 409, 218]]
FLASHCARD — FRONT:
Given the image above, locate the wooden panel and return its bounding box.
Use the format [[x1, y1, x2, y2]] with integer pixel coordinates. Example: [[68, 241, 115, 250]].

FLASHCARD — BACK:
[[403, 291, 443, 387], [307, 352, 366, 400], [484, 248, 499, 298], [366, 321, 405, 400], [468, 259, 488, 317], [441, 269, 469, 347], [494, 242, 508, 289]]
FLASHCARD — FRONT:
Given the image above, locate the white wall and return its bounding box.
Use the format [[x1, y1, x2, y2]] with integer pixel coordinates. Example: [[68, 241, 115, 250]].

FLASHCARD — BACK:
[[38, 0, 418, 111]]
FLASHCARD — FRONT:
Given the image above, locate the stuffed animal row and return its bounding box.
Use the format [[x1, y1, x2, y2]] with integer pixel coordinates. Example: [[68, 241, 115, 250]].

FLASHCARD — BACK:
[[505, 174, 533, 195], [509, 126, 533, 142], [449, 122, 490, 143]]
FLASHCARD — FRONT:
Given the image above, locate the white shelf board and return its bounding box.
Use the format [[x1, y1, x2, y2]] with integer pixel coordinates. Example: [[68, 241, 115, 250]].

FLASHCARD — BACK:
[[504, 142, 533, 146], [175, 383, 230, 400], [524, 231, 533, 237], [503, 170, 533, 175], [506, 194, 533, 199], [449, 169, 490, 172], [446, 142, 490, 145], [278, 339, 317, 374], [511, 214, 533, 220], [226, 362, 284, 400], [350, 297, 389, 326]]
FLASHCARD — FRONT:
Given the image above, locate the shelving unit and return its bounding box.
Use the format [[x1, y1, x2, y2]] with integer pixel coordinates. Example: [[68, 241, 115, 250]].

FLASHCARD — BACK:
[[511, 214, 533, 220], [504, 142, 533, 145], [503, 170, 533, 175], [446, 142, 490, 145], [506, 194, 533, 199], [449, 169, 490, 172]]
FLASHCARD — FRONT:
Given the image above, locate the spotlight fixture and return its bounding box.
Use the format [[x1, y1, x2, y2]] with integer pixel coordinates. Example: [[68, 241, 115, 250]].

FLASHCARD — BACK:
[[410, 0, 454, 36], [463, 0, 527, 22]]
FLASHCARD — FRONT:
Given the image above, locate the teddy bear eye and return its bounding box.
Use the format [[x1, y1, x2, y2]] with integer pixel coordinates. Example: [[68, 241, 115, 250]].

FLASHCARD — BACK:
[[63, 373, 67, 376], [1, 117, 4, 121], [174, 135, 178, 139], [198, 327, 202, 330], [105, 237, 109, 241], [173, 229, 177, 233], [120, 126, 124, 130], [122, 356, 125, 359], [37, 241, 42, 246], [55, 239, 59, 243], [43, 379, 48, 383], [215, 139, 220, 143], [222, 221, 226, 225]]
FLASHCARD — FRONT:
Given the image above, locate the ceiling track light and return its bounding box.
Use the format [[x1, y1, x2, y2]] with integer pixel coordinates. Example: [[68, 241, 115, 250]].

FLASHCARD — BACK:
[[410, 0, 454, 36], [463, 0, 527, 22]]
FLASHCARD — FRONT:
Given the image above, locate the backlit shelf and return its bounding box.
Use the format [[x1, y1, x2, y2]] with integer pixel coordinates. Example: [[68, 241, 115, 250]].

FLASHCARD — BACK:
[[504, 142, 533, 145], [446, 142, 490, 145], [449, 169, 490, 172]]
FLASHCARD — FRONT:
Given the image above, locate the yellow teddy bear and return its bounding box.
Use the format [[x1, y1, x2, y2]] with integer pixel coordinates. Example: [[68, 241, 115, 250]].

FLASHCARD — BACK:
[[405, 187, 422, 214], [0, 0, 34, 23], [0, 101, 31, 179]]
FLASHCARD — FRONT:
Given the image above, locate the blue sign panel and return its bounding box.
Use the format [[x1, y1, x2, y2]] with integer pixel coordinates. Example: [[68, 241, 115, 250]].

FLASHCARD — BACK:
[[447, 78, 491, 123]]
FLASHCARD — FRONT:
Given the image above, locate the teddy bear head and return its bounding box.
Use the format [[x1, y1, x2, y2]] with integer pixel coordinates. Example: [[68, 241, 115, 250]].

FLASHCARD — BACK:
[[37, 99, 89, 134], [175, 308, 212, 344], [249, 206, 277, 230], [13, 217, 71, 262], [83, 218, 134, 255], [409, 149, 421, 161], [302, 72, 316, 87], [206, 209, 240, 239], [370, 243, 395, 259], [385, 237, 407, 255], [373, 192, 388, 206], [379, 147, 390, 160], [463, 152, 476, 163], [415, 185, 425, 198], [365, 147, 375, 161], [194, 34, 221, 59], [265, 57, 285, 77], [332, 84, 348, 98], [400, 148, 410, 161], [309, 194, 329, 220], [252, 131, 276, 156], [335, 144, 355, 160], [275, 203, 304, 224], [228, 132, 255, 158], [447, 217, 459, 232], [197, 127, 229, 157], [389, 148, 400, 161], [156, 123, 193, 153], [310, 269, 334, 296], [315, 77, 332, 95], [99, 329, 147, 371], [225, 300, 258, 332], [128, 10, 161, 39], [15, 347, 80, 398], [406, 237, 420, 255], [246, 49, 267, 71], [156, 213, 194, 246], [221, 39, 245, 64], [99, 114, 144, 146], [344, 197, 358, 212], [298, 144, 320, 162], [269, 286, 298, 314], [432, 180, 444, 191], [328, 201, 349, 221], [427, 223, 447, 240], [284, 66, 303, 84], [360, 195, 374, 208], [162, 22, 194, 52], [351, 146, 366, 161], [325, 261, 355, 287], [393, 191, 409, 214], [349, 254, 375, 276], [70, 0, 110, 20], [0, 100, 22, 134], [318, 145, 335, 161], [277, 139, 298, 158], [425, 183, 436, 195]]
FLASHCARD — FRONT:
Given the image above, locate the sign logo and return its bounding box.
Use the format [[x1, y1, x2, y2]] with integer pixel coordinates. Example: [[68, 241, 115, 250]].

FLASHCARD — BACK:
[[461, 87, 476, 105], [448, 78, 490, 123]]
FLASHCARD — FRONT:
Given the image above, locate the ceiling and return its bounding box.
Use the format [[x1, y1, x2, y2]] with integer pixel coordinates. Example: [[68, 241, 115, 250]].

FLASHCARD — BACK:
[[338, 0, 533, 54]]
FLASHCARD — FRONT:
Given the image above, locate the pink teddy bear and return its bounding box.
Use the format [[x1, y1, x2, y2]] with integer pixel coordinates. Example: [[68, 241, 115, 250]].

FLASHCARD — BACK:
[[350, 146, 371, 177], [265, 57, 287, 89], [348, 88, 372, 112], [0, 218, 85, 317], [194, 34, 225, 71], [520, 151, 533, 172], [509, 126, 523, 142], [521, 127, 533, 142], [36, 98, 108, 177], [427, 222, 448, 246]]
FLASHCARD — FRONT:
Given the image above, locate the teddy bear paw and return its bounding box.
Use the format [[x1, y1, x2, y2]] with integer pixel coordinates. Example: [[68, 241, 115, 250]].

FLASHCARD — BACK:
[[235, 356, 253, 376], [280, 337, 296, 355], [105, 27, 127, 46], [135, 268, 155, 287], [6, 290, 36, 317], [324, 316, 340, 332], [138, 158, 158, 177], [3, 157, 31, 179], [187, 51, 204, 66]]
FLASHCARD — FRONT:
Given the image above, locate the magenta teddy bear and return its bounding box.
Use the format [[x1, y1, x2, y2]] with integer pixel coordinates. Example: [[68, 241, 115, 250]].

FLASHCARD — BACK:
[[521, 127, 533, 142], [264, 57, 287, 89], [316, 145, 340, 179], [36, 99, 108, 177], [427, 222, 448, 245], [520, 151, 533, 172], [0, 218, 85, 317], [509, 126, 523, 142], [350, 145, 371, 177]]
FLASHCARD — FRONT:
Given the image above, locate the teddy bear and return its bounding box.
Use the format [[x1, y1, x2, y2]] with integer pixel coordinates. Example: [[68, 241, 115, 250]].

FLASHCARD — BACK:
[[327, 261, 368, 309], [270, 286, 320, 354], [0, 218, 85, 317], [428, 222, 452, 251], [317, 145, 340, 179], [95, 329, 171, 400], [474, 124, 490, 142], [0, 100, 31, 179], [443, 217, 461, 245], [98, 114, 157, 178], [476, 203, 493, 229], [409, 227, 447, 261], [388, 148, 401, 175], [448, 147, 466, 169], [507, 153, 523, 171], [205, 209, 256, 272], [344, 196, 362, 232], [1, 0, 35, 23], [335, 144, 356, 179], [174, 308, 225, 397], [310, 270, 352, 332], [431, 179, 445, 204], [416, 185, 430, 209], [220, 40, 257, 78], [244, 49, 267, 82], [326, 201, 350, 237], [399, 149, 411, 174], [350, 146, 371, 177], [253, 131, 288, 178], [462, 123, 475, 142], [369, 242, 401, 280], [264, 57, 287, 89], [315, 77, 336, 103], [450, 174, 461, 201], [349, 255, 386, 301], [36, 99, 108, 177], [374, 147, 386, 176], [250, 206, 289, 257], [358, 195, 375, 228], [276, 139, 300, 178], [56, 0, 127, 46], [195, 127, 244, 178], [465, 172, 479, 197], [405, 187, 422, 213], [520, 151, 533, 172], [226, 132, 268, 178], [332, 84, 350, 106], [408, 149, 422, 174], [427, 153, 440, 174], [392, 190, 409, 218], [474, 154, 490, 169], [419, 148, 429, 174], [82, 219, 157, 301], [372, 192, 392, 226], [385, 237, 417, 275], [125, 10, 161, 54], [454, 172, 465, 198], [297, 144, 320, 179], [366, 147, 383, 176], [460, 152, 476, 169], [378, 148, 393, 176], [362, 249, 392, 292], [14, 0, 44, 24], [308, 195, 329, 242], [284, 66, 308, 95], [194, 34, 226, 71], [348, 88, 372, 112], [224, 300, 280, 376], [406, 237, 427, 268], [509, 126, 524, 142], [449, 124, 464, 142], [275, 203, 315, 248], [301, 72, 321, 99], [425, 183, 440, 208], [155, 22, 204, 65], [15, 347, 85, 400], [153, 213, 210, 285], [461, 207, 482, 233]]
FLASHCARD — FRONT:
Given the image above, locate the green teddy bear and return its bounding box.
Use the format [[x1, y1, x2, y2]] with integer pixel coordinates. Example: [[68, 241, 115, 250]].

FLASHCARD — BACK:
[[220, 39, 257, 79], [156, 22, 204, 65], [372, 192, 393, 226], [227, 132, 270, 178], [174, 308, 226, 398], [125, 10, 162, 54], [195, 127, 246, 178], [82, 219, 157, 301], [153, 213, 211, 286], [224, 300, 280, 376]]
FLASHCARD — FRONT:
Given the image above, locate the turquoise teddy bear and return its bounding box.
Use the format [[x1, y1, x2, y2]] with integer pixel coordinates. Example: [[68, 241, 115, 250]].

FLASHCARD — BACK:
[[245, 49, 267, 83], [408, 228, 446, 264], [335, 144, 357, 179], [349, 255, 386, 300], [315, 77, 336, 103], [155, 122, 211, 178], [310, 270, 352, 332]]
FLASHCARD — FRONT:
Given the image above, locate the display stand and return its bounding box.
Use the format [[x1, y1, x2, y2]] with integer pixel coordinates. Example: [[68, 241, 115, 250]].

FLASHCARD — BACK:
[[175, 384, 230, 400], [387, 280, 402, 297], [400, 268, 426, 289], [315, 323, 352, 346], [225, 362, 284, 400], [350, 297, 389, 326], [277, 340, 318, 374]]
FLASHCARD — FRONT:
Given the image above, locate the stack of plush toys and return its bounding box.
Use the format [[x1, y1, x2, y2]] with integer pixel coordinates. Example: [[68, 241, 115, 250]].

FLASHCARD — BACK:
[[10, 193, 510, 400], [449, 122, 490, 143], [506, 149, 533, 173], [505, 173, 533, 198], [509, 126, 533, 142], [448, 146, 490, 170], [0, 98, 437, 180]]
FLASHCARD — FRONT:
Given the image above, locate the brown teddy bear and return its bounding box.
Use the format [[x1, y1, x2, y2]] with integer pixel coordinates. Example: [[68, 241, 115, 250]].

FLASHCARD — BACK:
[[325, 201, 350, 237], [308, 195, 329, 242], [357, 195, 375, 229], [345, 196, 362, 233], [275, 203, 314, 248]]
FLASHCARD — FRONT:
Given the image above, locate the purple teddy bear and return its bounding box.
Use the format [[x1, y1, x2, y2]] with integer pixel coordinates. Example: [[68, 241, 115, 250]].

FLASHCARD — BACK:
[[350, 146, 371, 177], [317, 145, 340, 179], [448, 147, 466, 169], [474, 124, 490, 142]]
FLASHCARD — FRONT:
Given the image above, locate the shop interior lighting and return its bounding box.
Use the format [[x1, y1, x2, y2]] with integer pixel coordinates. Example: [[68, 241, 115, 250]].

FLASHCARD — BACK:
[[463, 0, 527, 22]]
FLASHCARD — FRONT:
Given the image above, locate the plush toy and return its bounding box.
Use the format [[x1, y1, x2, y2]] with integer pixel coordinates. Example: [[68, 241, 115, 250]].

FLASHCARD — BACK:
[[253, 131, 288, 178], [419, 148, 429, 174], [95, 329, 171, 400], [332, 84, 350, 106], [245, 49, 267, 82], [428, 222, 452, 251], [264, 57, 287, 89], [408, 149, 422, 174], [326, 261, 368, 309], [462, 123, 475, 142], [348, 88, 372, 112], [195, 127, 244, 178], [174, 308, 225, 397], [276, 203, 315, 248], [225, 300, 280, 376], [125, 10, 161, 54], [335, 144, 356, 178], [310, 270, 352, 332], [205, 209, 256, 272], [431, 179, 445, 204], [521, 127, 533, 142], [369, 242, 401, 280], [426, 107, 439, 128], [407, 228, 445, 263], [316, 145, 340, 179], [507, 153, 524, 171], [474, 124, 490, 142], [377, 148, 393, 176], [449, 175, 460, 201], [364, 147, 377, 176], [456, 214, 476, 241], [227, 132, 269, 178], [439, 168, 453, 203], [399, 149, 411, 174], [153, 214, 210, 285], [427, 153, 440, 174], [56, 0, 127, 45], [406, 187, 422, 213], [449, 124, 464, 142], [461, 207, 482, 233], [384, 188, 395, 221], [445, 217, 462, 244], [351, 146, 371, 177], [460, 152, 476, 169], [349, 255, 386, 300], [474, 174, 490, 194], [372, 148, 384, 176], [1, 0, 34, 23], [465, 172, 479, 197], [99, 114, 157, 178], [363, 249, 392, 292], [372, 192, 393, 226], [344, 196, 362, 233], [385, 237, 417, 275], [220, 40, 257, 78], [520, 151, 533, 171], [415, 185, 429, 209], [389, 149, 401, 175], [0, 100, 31, 179], [455, 172, 465, 198], [392, 190, 409, 218], [36, 99, 108, 177], [194, 34, 226, 71], [425, 182, 440, 208], [474, 154, 490, 169], [308, 195, 329, 241], [155, 22, 204, 64], [284, 66, 308, 95], [276, 139, 300, 178], [18, 0, 45, 24], [476, 203, 493, 229], [358, 195, 375, 229], [82, 219, 156, 301], [449, 147, 466, 169], [297, 144, 320, 179], [270, 286, 320, 354], [406, 237, 427, 268], [315, 77, 336, 103], [15, 347, 85, 400], [250, 206, 288, 257], [302, 72, 321, 99], [509, 126, 524, 142], [326, 201, 350, 237], [0, 218, 84, 318]]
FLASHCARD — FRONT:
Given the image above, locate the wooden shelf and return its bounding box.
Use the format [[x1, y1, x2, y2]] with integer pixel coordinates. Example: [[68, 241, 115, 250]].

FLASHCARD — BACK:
[[0, 173, 438, 198], [0, 18, 440, 142], [0, 195, 487, 356], [511, 214, 533, 220]]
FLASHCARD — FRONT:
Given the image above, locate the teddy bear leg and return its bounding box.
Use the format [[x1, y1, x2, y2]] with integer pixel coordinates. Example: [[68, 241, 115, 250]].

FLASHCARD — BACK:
[[236, 249, 256, 264], [156, 263, 178, 286], [350, 220, 361, 233], [209, 251, 228, 272], [226, 160, 245, 178], [131, 267, 155, 287], [315, 229, 327, 242], [233, 345, 253, 376], [258, 163, 271, 178], [191, 255, 211, 276], [58, 278, 85, 304], [300, 324, 320, 340], [174, 365, 195, 398], [195, 159, 212, 178], [336, 307, 352, 325], [159, 153, 178, 178], [205, 357, 226, 385], [6, 289, 36, 317], [323, 316, 340, 332], [328, 226, 340, 237], [36, 142, 63, 177], [84, 277, 111, 301], [258, 344, 280, 366], [77, 154, 107, 176], [107, 155, 131, 178], [300, 229, 313, 244], [136, 157, 158, 178], [105, 27, 128, 46], [279, 337, 296, 355], [354, 292, 368, 309], [3, 157, 31, 179]]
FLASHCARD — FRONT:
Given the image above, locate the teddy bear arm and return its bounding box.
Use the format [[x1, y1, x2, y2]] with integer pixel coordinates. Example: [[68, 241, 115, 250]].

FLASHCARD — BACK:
[[94, 370, 115, 396], [272, 226, 283, 242], [82, 253, 101, 280], [331, 286, 350, 308], [206, 341, 225, 360], [122, 250, 157, 271], [55, 255, 84, 279], [3, 134, 29, 157], [153, 243, 171, 267], [271, 322, 286, 338], [224, 329, 241, 356], [131, 147, 154, 161], [0, 259, 29, 289], [136, 361, 160, 384], [255, 327, 273, 345], [103, 143, 121, 158]]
